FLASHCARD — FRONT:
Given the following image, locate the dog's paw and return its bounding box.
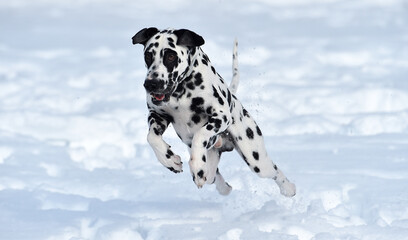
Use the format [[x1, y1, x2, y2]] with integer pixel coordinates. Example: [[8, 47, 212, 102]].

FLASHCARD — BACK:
[[216, 181, 232, 196], [167, 154, 183, 173], [157, 151, 183, 173], [189, 158, 208, 188], [166, 157, 183, 173], [192, 169, 207, 188], [279, 180, 296, 197]]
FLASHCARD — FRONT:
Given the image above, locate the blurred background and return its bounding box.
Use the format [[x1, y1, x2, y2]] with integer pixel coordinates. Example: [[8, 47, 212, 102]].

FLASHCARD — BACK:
[[1, 1, 408, 239]]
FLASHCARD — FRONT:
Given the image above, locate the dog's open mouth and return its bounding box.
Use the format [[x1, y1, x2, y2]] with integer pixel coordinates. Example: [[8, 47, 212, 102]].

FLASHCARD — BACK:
[[152, 93, 165, 101], [149, 85, 175, 102]]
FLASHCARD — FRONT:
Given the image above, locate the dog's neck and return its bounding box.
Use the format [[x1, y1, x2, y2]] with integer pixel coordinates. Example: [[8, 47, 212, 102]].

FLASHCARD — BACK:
[[184, 47, 215, 78]]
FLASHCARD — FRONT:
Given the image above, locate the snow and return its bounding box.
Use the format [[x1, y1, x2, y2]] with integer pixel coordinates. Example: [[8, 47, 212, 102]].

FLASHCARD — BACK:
[[1, 0, 408, 239]]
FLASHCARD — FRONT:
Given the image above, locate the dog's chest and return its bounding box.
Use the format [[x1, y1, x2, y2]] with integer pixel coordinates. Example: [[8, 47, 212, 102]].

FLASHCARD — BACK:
[[148, 65, 234, 145], [153, 94, 210, 144]]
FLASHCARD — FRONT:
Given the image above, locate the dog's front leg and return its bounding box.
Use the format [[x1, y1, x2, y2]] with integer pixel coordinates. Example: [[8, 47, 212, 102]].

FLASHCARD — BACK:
[[189, 114, 231, 188], [147, 111, 183, 173]]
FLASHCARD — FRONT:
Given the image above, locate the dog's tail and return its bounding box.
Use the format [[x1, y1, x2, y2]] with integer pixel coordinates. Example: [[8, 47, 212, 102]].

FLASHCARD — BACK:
[[229, 39, 239, 94]]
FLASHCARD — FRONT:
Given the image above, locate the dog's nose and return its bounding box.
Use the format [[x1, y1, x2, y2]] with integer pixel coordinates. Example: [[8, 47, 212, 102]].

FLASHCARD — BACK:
[[144, 79, 164, 93]]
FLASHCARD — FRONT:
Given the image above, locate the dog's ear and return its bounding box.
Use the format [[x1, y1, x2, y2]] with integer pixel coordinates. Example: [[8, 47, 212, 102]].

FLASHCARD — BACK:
[[132, 27, 159, 45], [174, 29, 205, 47]]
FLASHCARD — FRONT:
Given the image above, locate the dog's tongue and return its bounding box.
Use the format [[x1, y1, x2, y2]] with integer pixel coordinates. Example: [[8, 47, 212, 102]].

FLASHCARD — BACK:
[[153, 94, 165, 101]]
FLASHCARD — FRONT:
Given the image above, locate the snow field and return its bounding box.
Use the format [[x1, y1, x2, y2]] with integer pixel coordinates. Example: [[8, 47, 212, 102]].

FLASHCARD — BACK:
[[1, 0, 408, 239]]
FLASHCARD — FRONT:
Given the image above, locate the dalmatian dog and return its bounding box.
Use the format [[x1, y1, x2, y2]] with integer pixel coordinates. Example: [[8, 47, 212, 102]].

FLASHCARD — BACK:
[[132, 27, 296, 197]]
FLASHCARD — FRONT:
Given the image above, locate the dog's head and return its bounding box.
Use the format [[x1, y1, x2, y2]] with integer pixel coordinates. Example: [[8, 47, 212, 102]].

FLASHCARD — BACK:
[[132, 28, 204, 102]]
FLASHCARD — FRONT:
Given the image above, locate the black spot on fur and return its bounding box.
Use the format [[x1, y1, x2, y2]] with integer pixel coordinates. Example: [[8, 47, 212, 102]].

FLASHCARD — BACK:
[[219, 76, 225, 84], [223, 115, 228, 123], [212, 86, 224, 105], [211, 66, 216, 74], [202, 155, 206, 162], [243, 108, 250, 118], [197, 170, 204, 178], [194, 73, 203, 86], [214, 118, 222, 129], [193, 59, 199, 67], [167, 149, 174, 156], [256, 125, 262, 136], [221, 89, 226, 97], [246, 127, 254, 139], [186, 82, 195, 90], [252, 151, 259, 160], [274, 165, 278, 170], [203, 54, 209, 62], [190, 97, 205, 114], [254, 166, 260, 173], [192, 114, 201, 124], [192, 97, 204, 106]]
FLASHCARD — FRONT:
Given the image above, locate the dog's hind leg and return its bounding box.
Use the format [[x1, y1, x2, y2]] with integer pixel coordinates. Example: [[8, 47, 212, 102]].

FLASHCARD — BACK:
[[215, 169, 232, 195], [205, 148, 232, 195], [228, 104, 296, 197]]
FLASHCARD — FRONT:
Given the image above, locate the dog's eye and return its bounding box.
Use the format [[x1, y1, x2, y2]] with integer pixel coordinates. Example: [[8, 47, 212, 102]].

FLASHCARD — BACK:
[[166, 53, 177, 62], [144, 52, 153, 67]]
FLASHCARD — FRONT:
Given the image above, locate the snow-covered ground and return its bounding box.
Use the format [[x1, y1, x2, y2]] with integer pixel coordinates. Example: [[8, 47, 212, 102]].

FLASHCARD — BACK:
[[1, 0, 408, 239]]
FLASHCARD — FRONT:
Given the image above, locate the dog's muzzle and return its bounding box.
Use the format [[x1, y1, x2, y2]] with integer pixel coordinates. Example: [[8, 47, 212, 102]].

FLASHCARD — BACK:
[[144, 79, 164, 92], [144, 79, 167, 101]]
